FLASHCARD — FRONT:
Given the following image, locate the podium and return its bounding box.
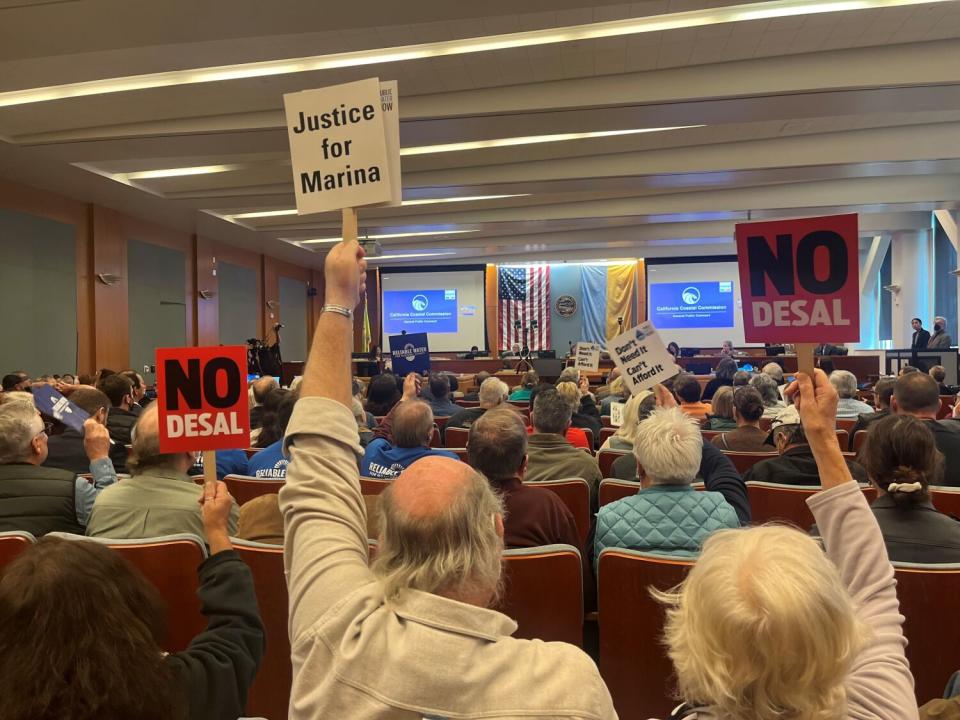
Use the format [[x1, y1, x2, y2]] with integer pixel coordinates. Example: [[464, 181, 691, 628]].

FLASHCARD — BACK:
[[885, 349, 958, 384]]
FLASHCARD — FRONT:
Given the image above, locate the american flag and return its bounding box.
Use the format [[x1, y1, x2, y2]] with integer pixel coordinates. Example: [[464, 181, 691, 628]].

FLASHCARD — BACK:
[[498, 266, 551, 351]]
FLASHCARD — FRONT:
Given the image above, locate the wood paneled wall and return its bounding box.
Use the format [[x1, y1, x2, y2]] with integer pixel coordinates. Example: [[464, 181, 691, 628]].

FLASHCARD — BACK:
[[0, 179, 330, 374]]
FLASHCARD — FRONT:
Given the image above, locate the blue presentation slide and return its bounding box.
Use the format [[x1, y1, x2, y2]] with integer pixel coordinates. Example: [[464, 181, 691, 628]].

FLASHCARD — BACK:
[[649, 281, 734, 329], [383, 289, 459, 334]]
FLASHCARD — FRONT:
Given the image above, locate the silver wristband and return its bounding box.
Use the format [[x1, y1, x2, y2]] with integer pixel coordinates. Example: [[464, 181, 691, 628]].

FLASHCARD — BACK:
[[322, 304, 354, 320]]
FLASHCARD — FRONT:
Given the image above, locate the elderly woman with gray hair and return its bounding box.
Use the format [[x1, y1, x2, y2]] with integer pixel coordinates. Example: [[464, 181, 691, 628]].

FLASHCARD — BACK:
[[649, 371, 917, 720]]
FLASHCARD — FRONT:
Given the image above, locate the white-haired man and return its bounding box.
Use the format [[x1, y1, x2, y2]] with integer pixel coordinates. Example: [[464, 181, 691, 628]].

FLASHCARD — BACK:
[[829, 370, 873, 418], [594, 399, 740, 560], [443, 375, 510, 440], [0, 402, 115, 535], [279, 239, 615, 718]]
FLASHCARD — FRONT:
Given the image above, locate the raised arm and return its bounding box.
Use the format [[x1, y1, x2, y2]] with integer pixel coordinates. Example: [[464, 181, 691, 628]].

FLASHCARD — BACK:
[[279, 237, 375, 643], [168, 481, 264, 720], [790, 371, 916, 719], [699, 444, 750, 525]]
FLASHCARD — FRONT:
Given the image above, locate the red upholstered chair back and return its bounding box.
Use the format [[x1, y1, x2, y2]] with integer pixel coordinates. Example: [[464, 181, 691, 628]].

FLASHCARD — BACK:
[[931, 486, 960, 517], [938, 396, 956, 420], [599, 427, 616, 444], [444, 426, 470, 448], [429, 425, 441, 448], [747, 482, 877, 527], [224, 474, 284, 506], [48, 532, 207, 653], [233, 539, 290, 720], [449, 447, 469, 462], [531, 477, 591, 547], [700, 429, 725, 443], [0, 531, 35, 570], [722, 451, 777, 474], [597, 449, 628, 478], [893, 562, 960, 703], [598, 549, 693, 719], [836, 418, 857, 435], [599, 478, 640, 507], [498, 544, 583, 645], [360, 476, 391, 495], [746, 481, 819, 528], [582, 427, 595, 453]]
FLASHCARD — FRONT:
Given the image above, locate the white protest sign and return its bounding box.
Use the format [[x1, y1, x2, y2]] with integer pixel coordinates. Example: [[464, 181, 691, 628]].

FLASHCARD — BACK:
[[610, 401, 625, 427], [574, 342, 601, 372], [378, 80, 402, 208], [284, 77, 401, 215], [606, 320, 680, 394]]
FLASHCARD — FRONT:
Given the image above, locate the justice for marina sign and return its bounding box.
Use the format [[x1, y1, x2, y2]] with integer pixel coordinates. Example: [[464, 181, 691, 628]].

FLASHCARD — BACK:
[[284, 77, 401, 215]]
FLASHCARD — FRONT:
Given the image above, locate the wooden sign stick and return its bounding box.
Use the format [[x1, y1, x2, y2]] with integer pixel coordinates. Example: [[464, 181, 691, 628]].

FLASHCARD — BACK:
[[202, 449, 217, 485], [796, 342, 817, 377], [343, 207, 358, 244]]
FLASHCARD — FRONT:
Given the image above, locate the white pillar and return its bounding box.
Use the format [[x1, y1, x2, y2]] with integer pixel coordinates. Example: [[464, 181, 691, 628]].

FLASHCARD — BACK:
[[890, 229, 932, 348]]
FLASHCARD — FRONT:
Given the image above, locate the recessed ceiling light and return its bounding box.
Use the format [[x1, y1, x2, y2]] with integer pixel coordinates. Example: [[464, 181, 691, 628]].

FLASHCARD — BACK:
[[121, 164, 245, 180], [229, 209, 298, 219], [401, 127, 700, 155], [226, 194, 528, 220], [401, 193, 529, 205], [367, 251, 458, 262], [293, 229, 477, 245], [0, 0, 945, 107]]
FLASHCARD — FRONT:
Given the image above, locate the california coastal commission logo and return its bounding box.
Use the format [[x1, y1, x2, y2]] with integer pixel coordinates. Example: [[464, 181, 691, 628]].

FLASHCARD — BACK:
[[411, 294, 429, 312], [681, 287, 701, 305]]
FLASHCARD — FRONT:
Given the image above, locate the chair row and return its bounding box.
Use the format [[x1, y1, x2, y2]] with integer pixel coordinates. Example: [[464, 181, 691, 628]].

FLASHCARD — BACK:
[[5, 530, 955, 717], [596, 548, 960, 716]]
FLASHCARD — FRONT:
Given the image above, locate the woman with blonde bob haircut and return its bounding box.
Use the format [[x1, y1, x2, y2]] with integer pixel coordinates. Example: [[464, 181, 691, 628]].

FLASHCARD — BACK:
[[652, 370, 916, 720]]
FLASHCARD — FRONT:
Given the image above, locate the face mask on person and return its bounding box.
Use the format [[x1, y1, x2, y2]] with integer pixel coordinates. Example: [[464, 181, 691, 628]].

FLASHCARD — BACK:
[[935, 323, 944, 332]]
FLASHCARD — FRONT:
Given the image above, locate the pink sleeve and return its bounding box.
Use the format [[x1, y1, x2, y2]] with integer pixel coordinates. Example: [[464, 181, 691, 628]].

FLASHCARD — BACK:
[[807, 482, 918, 720]]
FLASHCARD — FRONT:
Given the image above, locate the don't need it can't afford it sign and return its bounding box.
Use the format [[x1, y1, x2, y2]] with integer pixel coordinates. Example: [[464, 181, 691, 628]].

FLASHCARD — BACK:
[[735, 213, 860, 344], [156, 345, 250, 453]]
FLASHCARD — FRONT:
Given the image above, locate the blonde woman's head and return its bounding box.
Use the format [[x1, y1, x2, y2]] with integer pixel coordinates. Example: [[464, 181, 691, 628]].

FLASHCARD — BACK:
[[613, 390, 652, 443], [710, 386, 734, 420], [555, 381, 580, 406], [657, 525, 867, 720]]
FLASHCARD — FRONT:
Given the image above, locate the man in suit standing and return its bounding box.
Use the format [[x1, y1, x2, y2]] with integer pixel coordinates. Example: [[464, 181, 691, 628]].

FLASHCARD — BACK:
[[814, 343, 844, 356], [911, 318, 930, 349], [928, 316, 953, 349]]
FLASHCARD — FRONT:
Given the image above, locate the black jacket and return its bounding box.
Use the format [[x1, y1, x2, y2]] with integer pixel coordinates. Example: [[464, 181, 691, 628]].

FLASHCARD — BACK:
[[743, 445, 868, 485], [849, 408, 890, 448], [868, 494, 960, 563], [166, 550, 265, 720], [44, 427, 128, 475], [701, 377, 732, 402], [443, 407, 487, 440], [912, 328, 931, 349], [611, 443, 751, 525], [931, 419, 960, 486], [0, 463, 83, 536], [106, 406, 138, 445], [572, 396, 602, 446]]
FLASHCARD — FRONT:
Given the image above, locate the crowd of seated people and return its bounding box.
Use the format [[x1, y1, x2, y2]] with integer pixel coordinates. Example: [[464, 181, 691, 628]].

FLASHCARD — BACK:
[[711, 386, 770, 452], [3, 246, 960, 717]]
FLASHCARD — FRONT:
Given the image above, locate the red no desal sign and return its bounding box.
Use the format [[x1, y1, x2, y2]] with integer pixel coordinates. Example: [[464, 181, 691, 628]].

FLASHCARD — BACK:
[[156, 345, 250, 453], [735, 213, 860, 344]]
